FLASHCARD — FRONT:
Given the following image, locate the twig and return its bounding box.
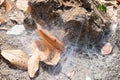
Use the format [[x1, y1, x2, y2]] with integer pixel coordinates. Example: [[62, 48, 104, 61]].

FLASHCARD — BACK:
[[0, 27, 9, 30], [61, 72, 72, 80], [91, 0, 108, 23]]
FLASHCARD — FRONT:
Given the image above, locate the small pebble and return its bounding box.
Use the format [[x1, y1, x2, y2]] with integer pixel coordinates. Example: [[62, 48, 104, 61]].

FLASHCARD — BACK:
[[101, 43, 113, 55]]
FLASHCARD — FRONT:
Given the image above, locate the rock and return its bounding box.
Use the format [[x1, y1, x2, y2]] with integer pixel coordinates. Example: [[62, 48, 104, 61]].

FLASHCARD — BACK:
[[6, 25, 25, 35], [61, 7, 87, 22], [16, 0, 29, 12], [9, 11, 25, 24], [101, 43, 113, 55]]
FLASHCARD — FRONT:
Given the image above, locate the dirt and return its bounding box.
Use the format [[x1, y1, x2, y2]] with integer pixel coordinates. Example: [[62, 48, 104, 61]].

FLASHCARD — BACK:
[[0, 0, 120, 80]]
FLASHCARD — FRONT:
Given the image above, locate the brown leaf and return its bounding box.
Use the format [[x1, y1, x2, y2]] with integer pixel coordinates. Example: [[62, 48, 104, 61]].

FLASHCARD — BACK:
[[44, 50, 61, 65], [101, 43, 113, 55], [2, 0, 12, 13], [0, 17, 6, 24], [36, 29, 64, 52], [117, 0, 120, 3], [31, 40, 61, 65], [1, 50, 28, 70], [31, 40, 50, 61], [26, 5, 31, 13], [28, 54, 40, 78]]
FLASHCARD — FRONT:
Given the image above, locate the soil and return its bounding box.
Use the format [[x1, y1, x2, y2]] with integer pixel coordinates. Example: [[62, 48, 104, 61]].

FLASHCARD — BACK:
[[0, 0, 120, 80]]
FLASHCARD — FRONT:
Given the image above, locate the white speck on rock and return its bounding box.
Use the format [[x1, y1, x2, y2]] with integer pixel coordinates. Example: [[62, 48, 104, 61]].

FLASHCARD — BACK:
[[6, 25, 25, 35], [86, 76, 92, 80], [110, 22, 117, 35]]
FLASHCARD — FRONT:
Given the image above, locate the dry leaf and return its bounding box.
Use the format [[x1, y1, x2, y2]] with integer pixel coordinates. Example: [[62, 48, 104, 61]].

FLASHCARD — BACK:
[[26, 5, 31, 13], [101, 43, 113, 55], [1, 50, 28, 70], [0, 17, 6, 24], [32, 40, 61, 65], [36, 29, 64, 51], [44, 50, 60, 65], [2, 0, 12, 13], [31, 40, 50, 61], [28, 54, 40, 78], [16, 0, 29, 12], [33, 24, 64, 66], [117, 0, 120, 3]]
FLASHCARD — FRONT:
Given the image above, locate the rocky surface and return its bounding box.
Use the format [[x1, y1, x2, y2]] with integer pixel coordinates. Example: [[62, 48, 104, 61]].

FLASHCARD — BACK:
[[0, 0, 120, 80]]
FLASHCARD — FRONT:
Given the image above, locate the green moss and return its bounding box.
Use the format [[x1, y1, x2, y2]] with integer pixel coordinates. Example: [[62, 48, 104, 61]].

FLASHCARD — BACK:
[[98, 4, 107, 12]]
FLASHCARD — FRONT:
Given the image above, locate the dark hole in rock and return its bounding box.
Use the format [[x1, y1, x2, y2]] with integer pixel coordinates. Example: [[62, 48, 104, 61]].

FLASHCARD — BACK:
[[23, 17, 37, 31], [29, 1, 63, 29]]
